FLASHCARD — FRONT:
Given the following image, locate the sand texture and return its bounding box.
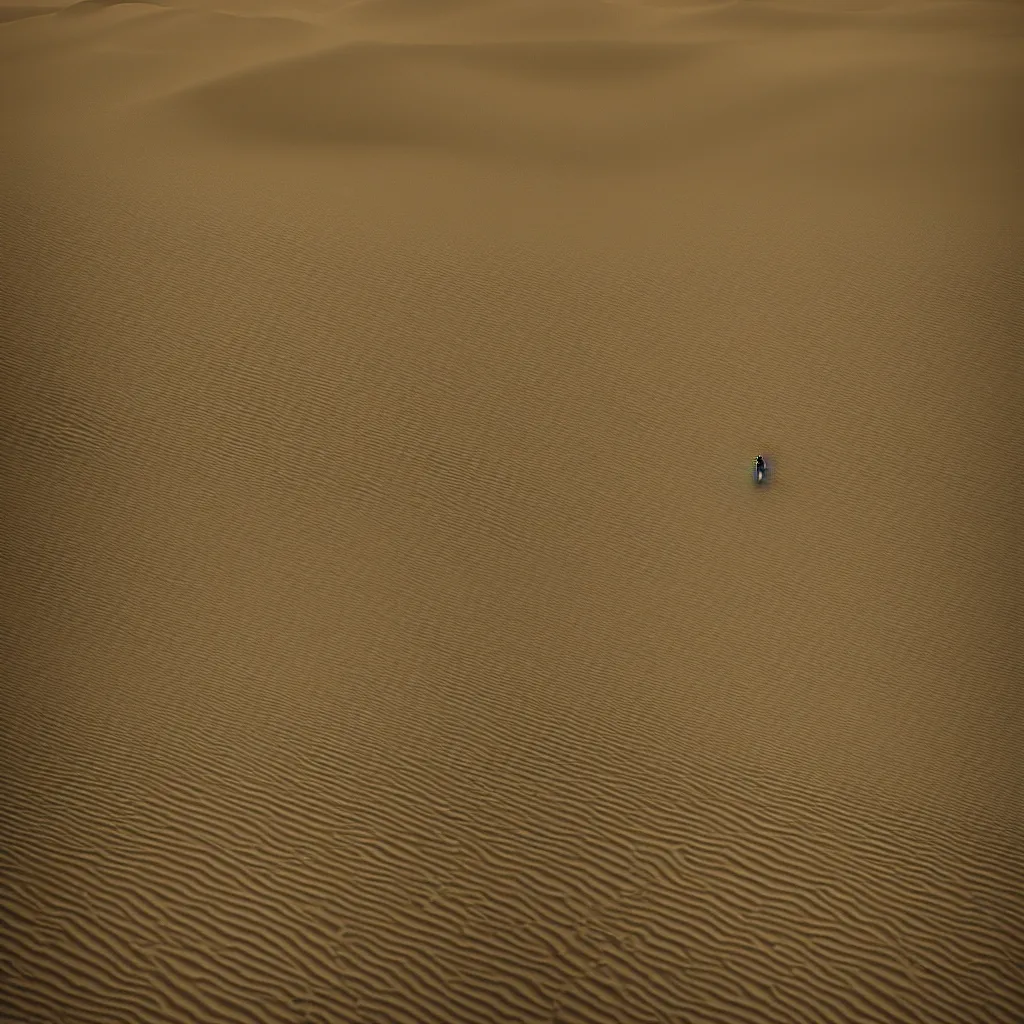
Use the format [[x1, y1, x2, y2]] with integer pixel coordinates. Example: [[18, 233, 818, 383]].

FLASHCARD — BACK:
[[2, 1, 1023, 1021]]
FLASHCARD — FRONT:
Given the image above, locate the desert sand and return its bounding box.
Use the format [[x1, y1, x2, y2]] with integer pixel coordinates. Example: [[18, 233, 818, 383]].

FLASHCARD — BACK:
[[2, 1, 1022, 1021]]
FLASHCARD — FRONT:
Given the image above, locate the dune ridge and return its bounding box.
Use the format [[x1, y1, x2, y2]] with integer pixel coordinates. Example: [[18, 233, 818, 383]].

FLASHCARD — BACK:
[[151, 31, 1023, 173]]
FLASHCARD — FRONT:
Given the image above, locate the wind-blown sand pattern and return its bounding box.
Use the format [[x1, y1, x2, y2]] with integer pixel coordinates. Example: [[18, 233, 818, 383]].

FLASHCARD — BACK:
[[2, 1, 1023, 1021]]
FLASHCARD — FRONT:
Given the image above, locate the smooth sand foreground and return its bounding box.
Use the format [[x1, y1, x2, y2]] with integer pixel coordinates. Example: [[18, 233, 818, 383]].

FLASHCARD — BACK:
[[2, 1, 1022, 1021]]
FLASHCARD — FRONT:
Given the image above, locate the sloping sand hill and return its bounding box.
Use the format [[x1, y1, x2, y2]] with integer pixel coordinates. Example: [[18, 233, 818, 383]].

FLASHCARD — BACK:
[[2, 1, 1022, 1021]]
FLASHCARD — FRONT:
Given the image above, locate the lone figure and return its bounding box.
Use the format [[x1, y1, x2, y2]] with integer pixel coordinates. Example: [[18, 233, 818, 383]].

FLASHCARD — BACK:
[[753, 454, 768, 486]]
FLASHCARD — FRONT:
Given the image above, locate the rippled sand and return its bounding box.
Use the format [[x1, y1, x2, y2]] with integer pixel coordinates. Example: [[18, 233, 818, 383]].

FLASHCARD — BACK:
[[2, 1, 1022, 1021]]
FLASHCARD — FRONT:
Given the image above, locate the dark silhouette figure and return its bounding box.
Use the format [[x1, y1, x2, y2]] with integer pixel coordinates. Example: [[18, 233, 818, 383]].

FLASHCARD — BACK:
[[753, 454, 768, 486]]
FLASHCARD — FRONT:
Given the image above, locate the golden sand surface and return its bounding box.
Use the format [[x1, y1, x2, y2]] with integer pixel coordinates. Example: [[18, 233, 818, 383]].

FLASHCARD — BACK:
[[2, 1, 1022, 1021]]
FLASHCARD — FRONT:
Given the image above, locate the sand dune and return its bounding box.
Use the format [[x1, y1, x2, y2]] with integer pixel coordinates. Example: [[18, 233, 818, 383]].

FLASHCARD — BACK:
[[155, 32, 1023, 172], [163, 39, 717, 163], [0, 5, 59, 22], [2, 0, 1023, 1022], [57, 0, 167, 17]]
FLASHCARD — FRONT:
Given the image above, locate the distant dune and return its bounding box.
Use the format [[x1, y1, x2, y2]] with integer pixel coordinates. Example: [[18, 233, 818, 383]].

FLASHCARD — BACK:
[[2, 1, 1022, 1022], [57, 0, 166, 15]]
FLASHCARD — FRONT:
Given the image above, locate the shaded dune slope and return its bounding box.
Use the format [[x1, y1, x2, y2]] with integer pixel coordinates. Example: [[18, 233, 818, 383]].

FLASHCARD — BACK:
[[0, 5, 61, 21], [160, 39, 716, 162], [384, 0, 643, 39], [157, 34, 1023, 175]]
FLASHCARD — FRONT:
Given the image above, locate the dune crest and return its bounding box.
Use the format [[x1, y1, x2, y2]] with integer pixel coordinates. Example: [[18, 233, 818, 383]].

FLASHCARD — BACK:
[[57, 0, 165, 15]]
